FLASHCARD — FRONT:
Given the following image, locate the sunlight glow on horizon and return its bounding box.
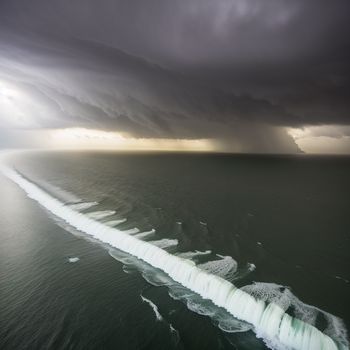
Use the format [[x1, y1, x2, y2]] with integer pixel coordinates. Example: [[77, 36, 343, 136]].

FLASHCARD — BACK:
[[49, 128, 215, 152]]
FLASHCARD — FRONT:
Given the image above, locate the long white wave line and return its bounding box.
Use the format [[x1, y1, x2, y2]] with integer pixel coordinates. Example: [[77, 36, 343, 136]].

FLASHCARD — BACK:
[[1, 166, 346, 350]]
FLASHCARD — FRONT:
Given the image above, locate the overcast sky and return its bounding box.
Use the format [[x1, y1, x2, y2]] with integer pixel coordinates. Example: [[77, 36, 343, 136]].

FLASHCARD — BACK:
[[0, 0, 349, 153]]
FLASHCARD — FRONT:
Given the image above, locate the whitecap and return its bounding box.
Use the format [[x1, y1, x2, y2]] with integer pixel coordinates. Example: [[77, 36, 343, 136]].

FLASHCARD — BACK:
[[69, 201, 98, 211], [105, 218, 127, 226], [87, 210, 116, 220], [150, 239, 178, 249], [134, 229, 156, 239], [177, 250, 212, 259]]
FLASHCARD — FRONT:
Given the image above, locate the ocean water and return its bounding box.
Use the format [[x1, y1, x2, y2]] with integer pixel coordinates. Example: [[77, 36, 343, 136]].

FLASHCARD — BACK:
[[0, 151, 349, 350]]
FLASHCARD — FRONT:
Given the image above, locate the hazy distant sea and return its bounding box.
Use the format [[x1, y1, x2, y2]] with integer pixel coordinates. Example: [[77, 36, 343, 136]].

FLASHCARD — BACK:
[[0, 151, 349, 350]]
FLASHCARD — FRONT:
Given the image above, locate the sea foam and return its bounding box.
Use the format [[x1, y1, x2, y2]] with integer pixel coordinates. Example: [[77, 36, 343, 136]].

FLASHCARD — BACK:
[[141, 295, 163, 321]]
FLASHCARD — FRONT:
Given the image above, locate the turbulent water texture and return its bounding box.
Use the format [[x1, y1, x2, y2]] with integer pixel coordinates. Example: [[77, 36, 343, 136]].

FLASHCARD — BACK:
[[1, 165, 348, 350]]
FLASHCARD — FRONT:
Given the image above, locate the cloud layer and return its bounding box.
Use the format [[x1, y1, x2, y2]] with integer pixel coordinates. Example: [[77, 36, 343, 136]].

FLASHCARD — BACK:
[[0, 0, 349, 152]]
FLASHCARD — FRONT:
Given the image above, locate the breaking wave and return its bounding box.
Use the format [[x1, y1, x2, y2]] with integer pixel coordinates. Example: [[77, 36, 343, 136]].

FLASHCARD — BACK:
[[105, 218, 127, 226], [134, 229, 156, 239], [68, 201, 98, 211], [2, 166, 348, 350], [87, 210, 116, 220], [176, 250, 212, 259], [242, 282, 349, 349], [150, 239, 178, 249]]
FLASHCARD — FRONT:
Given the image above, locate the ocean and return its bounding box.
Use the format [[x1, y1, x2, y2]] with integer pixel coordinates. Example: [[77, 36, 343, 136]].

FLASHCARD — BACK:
[[0, 151, 349, 350]]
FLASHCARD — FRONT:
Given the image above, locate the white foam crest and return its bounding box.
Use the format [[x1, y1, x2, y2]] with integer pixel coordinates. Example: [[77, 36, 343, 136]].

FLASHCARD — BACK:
[[150, 239, 178, 249], [105, 218, 127, 226], [2, 166, 346, 350], [69, 201, 98, 211], [242, 282, 349, 350], [199, 255, 238, 279], [87, 210, 116, 220], [177, 250, 212, 259], [68, 257, 79, 263], [226, 262, 257, 283], [141, 295, 163, 321], [242, 283, 293, 311], [122, 228, 140, 234], [134, 229, 156, 239]]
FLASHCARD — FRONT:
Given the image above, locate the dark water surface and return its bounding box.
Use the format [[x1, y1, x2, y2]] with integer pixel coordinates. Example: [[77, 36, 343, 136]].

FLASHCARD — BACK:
[[0, 151, 349, 349]]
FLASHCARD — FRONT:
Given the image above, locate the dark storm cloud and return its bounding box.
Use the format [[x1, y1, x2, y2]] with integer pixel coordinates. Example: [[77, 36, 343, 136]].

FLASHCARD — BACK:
[[0, 0, 349, 152]]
